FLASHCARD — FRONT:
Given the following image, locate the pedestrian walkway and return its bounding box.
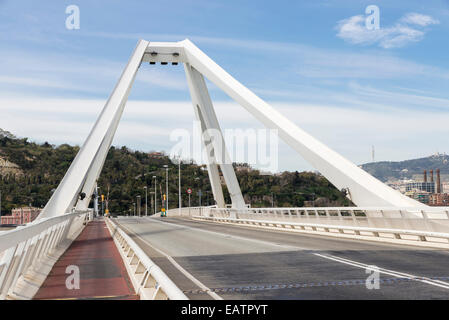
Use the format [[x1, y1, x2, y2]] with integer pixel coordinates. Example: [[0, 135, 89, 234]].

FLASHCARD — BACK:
[[34, 218, 138, 300]]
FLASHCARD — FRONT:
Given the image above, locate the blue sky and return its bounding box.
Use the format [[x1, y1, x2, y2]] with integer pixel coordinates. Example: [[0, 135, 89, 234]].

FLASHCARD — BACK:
[[0, 0, 448, 172]]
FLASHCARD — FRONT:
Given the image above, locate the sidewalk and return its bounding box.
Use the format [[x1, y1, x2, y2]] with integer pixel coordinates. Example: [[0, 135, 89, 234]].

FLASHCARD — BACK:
[[34, 218, 138, 300]]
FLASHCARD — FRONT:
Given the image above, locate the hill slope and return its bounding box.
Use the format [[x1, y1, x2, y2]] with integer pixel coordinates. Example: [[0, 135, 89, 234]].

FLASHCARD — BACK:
[[361, 154, 449, 182], [0, 130, 351, 214]]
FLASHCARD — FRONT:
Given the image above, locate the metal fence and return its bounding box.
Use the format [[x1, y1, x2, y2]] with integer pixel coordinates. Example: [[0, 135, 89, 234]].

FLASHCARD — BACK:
[[201, 206, 449, 233], [166, 206, 449, 246], [0, 211, 89, 299], [105, 218, 188, 300]]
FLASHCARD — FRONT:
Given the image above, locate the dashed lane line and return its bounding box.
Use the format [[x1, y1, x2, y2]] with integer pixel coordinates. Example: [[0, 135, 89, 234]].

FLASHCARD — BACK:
[[182, 276, 449, 294]]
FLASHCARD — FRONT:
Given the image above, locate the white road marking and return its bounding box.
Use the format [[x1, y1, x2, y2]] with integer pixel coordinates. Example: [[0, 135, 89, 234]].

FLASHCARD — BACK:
[[118, 222, 223, 300], [314, 253, 449, 290]]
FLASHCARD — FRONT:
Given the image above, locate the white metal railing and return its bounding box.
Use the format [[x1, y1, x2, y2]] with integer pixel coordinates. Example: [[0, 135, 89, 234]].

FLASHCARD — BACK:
[[198, 206, 449, 233], [0, 211, 89, 299], [161, 205, 449, 246], [165, 205, 216, 217], [173, 205, 449, 246], [193, 215, 449, 245], [105, 218, 188, 300]]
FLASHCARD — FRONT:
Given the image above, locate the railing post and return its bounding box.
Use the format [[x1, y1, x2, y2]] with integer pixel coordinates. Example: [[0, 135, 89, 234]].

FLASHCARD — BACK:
[[6, 238, 34, 297], [40, 226, 59, 259], [0, 241, 26, 299], [0, 246, 18, 298], [59, 216, 75, 243], [29, 232, 47, 271], [34, 232, 51, 265], [421, 210, 432, 232], [18, 235, 39, 277]]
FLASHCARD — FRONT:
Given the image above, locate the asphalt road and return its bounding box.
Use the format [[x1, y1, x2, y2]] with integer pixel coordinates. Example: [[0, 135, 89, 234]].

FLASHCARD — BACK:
[[115, 216, 449, 300]]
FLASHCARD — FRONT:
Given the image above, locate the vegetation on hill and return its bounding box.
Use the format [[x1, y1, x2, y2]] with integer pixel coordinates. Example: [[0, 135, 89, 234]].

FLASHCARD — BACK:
[[361, 154, 449, 182], [0, 130, 351, 215]]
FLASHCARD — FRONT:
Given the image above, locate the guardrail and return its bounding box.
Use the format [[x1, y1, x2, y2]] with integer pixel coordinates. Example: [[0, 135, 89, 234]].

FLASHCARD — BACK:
[[193, 215, 449, 246], [165, 206, 216, 217], [198, 206, 449, 234], [164, 205, 449, 247], [0, 211, 89, 299], [105, 218, 188, 300]]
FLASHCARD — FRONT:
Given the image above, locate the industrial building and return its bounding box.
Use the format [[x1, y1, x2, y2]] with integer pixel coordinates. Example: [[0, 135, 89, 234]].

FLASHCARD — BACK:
[[405, 169, 448, 206]]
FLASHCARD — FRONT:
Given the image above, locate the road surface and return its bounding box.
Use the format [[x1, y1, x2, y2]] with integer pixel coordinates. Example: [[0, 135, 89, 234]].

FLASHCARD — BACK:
[[115, 216, 449, 300]]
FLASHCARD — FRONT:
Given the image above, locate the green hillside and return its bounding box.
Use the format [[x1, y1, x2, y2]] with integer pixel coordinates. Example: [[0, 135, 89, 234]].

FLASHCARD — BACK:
[[361, 154, 449, 182], [0, 129, 351, 215]]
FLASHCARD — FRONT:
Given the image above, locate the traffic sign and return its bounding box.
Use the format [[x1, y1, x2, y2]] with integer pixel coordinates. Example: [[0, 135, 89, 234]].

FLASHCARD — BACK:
[[187, 188, 192, 194]]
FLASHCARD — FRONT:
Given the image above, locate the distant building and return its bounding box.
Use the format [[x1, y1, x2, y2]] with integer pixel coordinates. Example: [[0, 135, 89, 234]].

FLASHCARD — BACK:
[[405, 182, 436, 193], [429, 193, 449, 206], [303, 200, 315, 207], [387, 179, 413, 193], [148, 152, 165, 159], [442, 182, 449, 194], [1, 207, 41, 225], [404, 190, 430, 204], [235, 165, 251, 172], [259, 170, 274, 176]]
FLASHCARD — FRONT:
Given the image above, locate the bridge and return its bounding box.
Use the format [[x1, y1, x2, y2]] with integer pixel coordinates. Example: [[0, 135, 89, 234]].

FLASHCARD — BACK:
[[0, 40, 448, 300]]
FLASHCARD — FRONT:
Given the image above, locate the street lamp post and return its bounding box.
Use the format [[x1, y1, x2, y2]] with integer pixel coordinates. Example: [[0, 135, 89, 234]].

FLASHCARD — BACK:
[[163, 165, 169, 211], [178, 157, 181, 216], [153, 176, 157, 215], [194, 177, 200, 207], [143, 186, 148, 216], [133, 202, 136, 216], [136, 195, 141, 217]]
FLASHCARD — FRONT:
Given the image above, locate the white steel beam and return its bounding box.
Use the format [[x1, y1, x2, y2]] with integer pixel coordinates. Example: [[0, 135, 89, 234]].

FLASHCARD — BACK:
[[38, 40, 149, 219], [184, 64, 226, 208], [74, 118, 117, 211], [185, 64, 245, 209], [180, 39, 424, 208]]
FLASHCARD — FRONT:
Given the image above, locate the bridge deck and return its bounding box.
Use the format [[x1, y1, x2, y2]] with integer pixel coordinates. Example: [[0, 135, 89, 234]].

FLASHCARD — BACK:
[[34, 218, 138, 300], [116, 216, 449, 300]]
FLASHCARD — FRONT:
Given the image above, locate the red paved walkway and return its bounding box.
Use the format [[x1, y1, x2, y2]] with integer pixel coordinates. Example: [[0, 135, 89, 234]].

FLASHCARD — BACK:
[[34, 218, 138, 300]]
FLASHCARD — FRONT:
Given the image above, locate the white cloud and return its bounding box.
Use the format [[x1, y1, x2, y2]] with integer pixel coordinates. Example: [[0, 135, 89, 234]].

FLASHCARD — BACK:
[[336, 12, 439, 48], [74, 32, 449, 81], [1, 97, 449, 171], [400, 12, 440, 26], [0, 75, 76, 90]]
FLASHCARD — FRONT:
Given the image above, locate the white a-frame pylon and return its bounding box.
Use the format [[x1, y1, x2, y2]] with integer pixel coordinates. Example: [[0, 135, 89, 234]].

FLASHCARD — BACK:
[[38, 39, 424, 219]]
